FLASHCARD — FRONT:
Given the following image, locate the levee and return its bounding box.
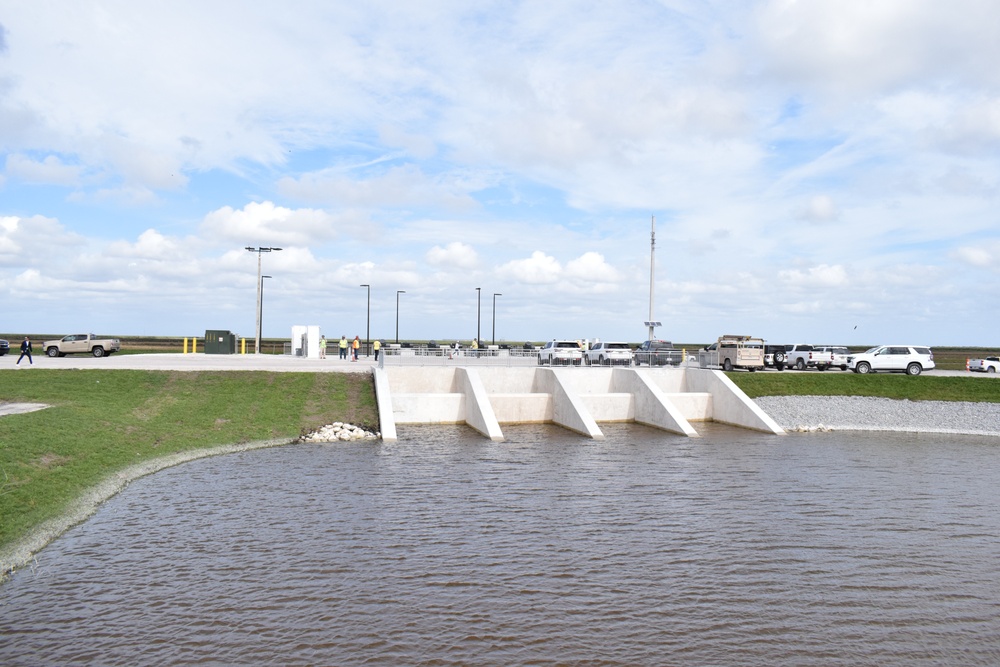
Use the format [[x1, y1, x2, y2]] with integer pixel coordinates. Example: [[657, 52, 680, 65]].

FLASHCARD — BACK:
[[374, 366, 783, 442]]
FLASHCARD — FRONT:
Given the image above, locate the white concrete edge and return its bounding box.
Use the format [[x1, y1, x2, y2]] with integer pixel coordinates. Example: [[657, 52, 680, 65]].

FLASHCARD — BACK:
[[457, 368, 504, 441], [618, 368, 699, 437], [546, 369, 605, 440], [372, 367, 398, 442], [704, 369, 785, 434]]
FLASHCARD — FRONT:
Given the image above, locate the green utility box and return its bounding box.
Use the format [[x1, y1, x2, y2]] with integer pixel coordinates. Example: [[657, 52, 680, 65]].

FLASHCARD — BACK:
[[204, 329, 237, 354]]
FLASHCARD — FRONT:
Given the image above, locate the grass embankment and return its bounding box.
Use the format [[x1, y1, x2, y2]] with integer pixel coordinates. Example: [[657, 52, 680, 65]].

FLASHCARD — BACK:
[[729, 372, 1000, 403], [0, 370, 377, 554]]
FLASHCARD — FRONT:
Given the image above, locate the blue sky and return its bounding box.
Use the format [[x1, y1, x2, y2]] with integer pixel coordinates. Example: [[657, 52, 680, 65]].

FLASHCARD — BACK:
[[2, 1, 999, 346]]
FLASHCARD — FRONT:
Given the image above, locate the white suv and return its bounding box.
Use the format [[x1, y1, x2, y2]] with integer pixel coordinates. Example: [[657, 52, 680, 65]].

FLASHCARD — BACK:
[[585, 342, 633, 366], [847, 345, 935, 376], [538, 340, 583, 366]]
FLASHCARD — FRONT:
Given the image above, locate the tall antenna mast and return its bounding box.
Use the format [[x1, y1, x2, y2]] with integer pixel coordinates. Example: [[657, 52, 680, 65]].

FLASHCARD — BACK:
[[648, 215, 656, 341]]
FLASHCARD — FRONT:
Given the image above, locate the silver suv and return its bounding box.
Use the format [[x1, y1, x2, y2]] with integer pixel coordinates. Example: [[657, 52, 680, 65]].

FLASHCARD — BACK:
[[847, 345, 935, 376]]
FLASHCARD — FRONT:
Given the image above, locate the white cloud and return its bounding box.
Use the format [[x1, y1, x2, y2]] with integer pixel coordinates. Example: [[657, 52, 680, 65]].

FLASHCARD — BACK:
[[951, 244, 996, 268], [5, 154, 81, 186], [277, 164, 481, 212], [497, 251, 562, 284], [426, 242, 478, 269], [778, 264, 849, 288], [565, 252, 620, 283], [201, 201, 337, 247], [794, 195, 839, 223]]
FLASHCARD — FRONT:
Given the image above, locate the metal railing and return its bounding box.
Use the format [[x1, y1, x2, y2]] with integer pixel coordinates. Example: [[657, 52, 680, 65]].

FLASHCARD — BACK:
[[377, 346, 700, 368]]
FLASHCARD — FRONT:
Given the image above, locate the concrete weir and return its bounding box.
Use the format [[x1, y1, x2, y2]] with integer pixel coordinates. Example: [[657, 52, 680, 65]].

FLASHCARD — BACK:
[[374, 366, 784, 442]]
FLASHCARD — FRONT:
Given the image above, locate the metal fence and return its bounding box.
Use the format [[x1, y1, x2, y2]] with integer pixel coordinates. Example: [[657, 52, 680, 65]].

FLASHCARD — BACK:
[[377, 346, 701, 368], [378, 346, 542, 367]]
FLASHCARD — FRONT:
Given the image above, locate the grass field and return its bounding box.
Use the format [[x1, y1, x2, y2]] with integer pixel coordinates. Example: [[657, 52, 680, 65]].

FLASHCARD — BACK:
[[729, 371, 1000, 403], [0, 369, 378, 554]]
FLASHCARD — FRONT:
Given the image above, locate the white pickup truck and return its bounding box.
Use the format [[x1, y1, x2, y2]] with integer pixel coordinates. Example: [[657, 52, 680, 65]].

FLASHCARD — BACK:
[[44, 333, 122, 358], [785, 344, 835, 371], [968, 356, 1000, 373]]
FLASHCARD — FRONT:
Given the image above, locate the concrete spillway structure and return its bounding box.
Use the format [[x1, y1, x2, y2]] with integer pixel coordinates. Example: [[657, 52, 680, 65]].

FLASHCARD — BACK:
[[374, 366, 783, 442]]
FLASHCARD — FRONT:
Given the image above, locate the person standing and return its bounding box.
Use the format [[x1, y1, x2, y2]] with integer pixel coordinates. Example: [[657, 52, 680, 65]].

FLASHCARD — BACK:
[[17, 336, 33, 366], [352, 335, 360, 361], [373, 338, 381, 361], [339, 335, 348, 360], [319, 335, 327, 359]]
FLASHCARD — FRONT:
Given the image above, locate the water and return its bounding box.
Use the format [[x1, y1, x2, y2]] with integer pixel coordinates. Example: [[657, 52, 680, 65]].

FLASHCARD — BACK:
[[2, 424, 1000, 665]]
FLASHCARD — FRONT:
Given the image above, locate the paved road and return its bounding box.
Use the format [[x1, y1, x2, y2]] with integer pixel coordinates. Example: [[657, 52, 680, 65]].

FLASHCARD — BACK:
[[0, 352, 377, 373], [1, 352, 995, 378]]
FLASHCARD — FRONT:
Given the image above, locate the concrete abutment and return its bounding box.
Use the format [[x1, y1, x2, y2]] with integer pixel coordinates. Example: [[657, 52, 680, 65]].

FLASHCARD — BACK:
[[375, 366, 784, 442]]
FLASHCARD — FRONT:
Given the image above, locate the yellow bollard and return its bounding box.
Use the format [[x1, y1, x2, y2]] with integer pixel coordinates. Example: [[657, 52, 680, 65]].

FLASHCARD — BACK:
[[192, 338, 197, 354], [183, 337, 188, 354], [241, 338, 246, 354]]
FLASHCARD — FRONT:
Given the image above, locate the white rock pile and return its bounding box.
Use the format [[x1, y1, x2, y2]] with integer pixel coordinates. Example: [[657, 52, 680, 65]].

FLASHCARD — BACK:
[[299, 422, 380, 442]]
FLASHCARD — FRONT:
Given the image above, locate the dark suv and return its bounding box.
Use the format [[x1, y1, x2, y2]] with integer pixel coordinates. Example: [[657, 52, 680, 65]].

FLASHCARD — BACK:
[[634, 340, 683, 366], [0, 338, 8, 356]]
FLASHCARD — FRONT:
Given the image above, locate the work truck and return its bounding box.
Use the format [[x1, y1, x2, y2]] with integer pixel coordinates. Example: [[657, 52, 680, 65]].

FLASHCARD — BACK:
[[44, 333, 122, 358], [698, 334, 765, 372]]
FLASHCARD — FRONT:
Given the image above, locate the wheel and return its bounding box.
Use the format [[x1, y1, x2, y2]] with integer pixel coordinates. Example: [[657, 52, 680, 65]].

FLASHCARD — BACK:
[[775, 362, 785, 371], [537, 355, 544, 365], [92, 347, 105, 358], [840, 365, 848, 371], [723, 358, 733, 372], [773, 352, 786, 364], [988, 367, 996, 374], [796, 358, 805, 371], [599, 356, 607, 366], [47, 347, 60, 358], [818, 364, 828, 371], [856, 361, 872, 374], [906, 362, 922, 376]]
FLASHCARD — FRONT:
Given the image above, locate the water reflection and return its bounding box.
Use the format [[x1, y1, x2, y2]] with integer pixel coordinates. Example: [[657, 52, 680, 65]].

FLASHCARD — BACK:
[[2, 425, 999, 665]]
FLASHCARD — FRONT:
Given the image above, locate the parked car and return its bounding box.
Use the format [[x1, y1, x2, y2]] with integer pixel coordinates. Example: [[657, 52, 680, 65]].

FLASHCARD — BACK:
[[784, 344, 835, 371], [815, 345, 850, 371], [585, 341, 633, 366], [43, 333, 121, 358], [0, 338, 8, 356], [538, 340, 583, 366], [968, 356, 1000, 373], [633, 340, 683, 366], [698, 335, 765, 372], [764, 344, 789, 370], [847, 345, 935, 375]]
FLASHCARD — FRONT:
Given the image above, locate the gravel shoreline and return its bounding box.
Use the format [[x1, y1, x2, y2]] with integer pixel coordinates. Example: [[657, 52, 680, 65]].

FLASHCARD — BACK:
[[755, 395, 1000, 437]]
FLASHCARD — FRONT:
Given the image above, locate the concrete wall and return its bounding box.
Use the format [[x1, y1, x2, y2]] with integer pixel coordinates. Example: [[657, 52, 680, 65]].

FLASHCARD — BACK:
[[375, 366, 783, 440]]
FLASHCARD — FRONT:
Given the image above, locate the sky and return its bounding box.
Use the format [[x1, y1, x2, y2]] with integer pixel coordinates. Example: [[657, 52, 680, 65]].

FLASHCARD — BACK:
[[1, 0, 999, 347]]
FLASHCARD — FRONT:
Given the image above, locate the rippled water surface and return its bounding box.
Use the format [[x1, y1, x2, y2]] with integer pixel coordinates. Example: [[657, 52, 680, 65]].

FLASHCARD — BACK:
[[2, 424, 1000, 666]]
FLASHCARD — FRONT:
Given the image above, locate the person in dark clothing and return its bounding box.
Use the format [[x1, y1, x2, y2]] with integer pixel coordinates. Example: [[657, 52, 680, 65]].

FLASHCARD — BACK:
[[17, 337, 33, 365]]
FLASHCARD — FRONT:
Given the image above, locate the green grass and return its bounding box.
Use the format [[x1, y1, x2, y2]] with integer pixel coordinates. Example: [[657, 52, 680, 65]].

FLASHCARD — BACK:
[[0, 369, 377, 552], [729, 372, 1000, 403]]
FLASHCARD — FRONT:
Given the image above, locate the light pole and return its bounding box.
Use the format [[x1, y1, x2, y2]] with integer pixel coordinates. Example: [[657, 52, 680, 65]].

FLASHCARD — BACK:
[[492, 293, 502, 345], [396, 290, 405, 344], [476, 287, 481, 345], [245, 246, 282, 354], [259, 275, 271, 353], [360, 284, 370, 356]]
